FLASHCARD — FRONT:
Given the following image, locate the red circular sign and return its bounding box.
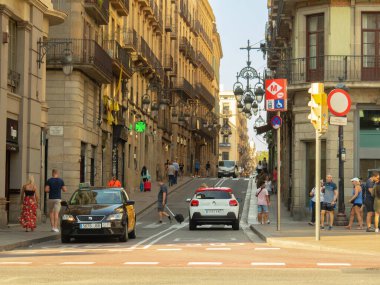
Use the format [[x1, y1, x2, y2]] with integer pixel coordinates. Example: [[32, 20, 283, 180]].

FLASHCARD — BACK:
[[327, 89, 351, 117]]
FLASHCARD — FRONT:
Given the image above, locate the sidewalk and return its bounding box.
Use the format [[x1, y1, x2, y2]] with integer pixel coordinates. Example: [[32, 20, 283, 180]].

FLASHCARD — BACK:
[[249, 184, 380, 256], [0, 177, 193, 252]]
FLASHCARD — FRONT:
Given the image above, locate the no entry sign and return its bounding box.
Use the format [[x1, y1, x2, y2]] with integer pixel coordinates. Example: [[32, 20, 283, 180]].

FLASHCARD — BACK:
[[327, 89, 351, 117]]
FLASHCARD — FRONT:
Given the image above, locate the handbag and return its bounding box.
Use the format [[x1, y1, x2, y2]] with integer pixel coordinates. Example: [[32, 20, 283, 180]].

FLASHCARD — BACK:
[[140, 182, 144, 192], [255, 187, 265, 197]]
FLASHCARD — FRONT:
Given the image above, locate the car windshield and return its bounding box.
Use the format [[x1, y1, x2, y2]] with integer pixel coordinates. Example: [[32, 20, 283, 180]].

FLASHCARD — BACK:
[[195, 191, 232, 199], [219, 161, 235, 168], [69, 190, 123, 205]]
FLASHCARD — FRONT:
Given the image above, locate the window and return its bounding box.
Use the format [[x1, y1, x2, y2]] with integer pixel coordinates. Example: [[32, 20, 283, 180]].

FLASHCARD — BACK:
[[222, 152, 229, 160], [80, 143, 86, 183], [306, 14, 324, 81], [222, 136, 229, 144], [362, 13, 380, 80], [8, 19, 18, 92], [90, 146, 96, 186]]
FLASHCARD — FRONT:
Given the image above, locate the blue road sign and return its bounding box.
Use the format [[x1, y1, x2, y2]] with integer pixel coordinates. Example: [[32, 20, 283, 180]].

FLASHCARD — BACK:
[[274, 99, 285, 109], [271, 115, 282, 129]]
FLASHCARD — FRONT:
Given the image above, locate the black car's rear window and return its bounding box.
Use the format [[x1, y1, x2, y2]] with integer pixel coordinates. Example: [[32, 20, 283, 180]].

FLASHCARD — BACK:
[[195, 191, 232, 199], [70, 190, 123, 205]]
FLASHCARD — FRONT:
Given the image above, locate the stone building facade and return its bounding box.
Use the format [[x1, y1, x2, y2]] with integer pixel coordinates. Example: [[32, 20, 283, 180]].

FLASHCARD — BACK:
[[267, 0, 380, 218], [0, 0, 65, 226], [44, 0, 222, 204]]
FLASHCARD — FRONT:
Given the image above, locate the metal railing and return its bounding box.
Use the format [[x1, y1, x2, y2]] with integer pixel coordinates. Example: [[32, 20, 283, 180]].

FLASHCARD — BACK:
[[172, 77, 194, 98], [103, 40, 131, 73], [7, 69, 20, 93], [274, 55, 380, 84], [84, 0, 109, 24], [45, 38, 113, 81], [198, 51, 214, 78], [196, 83, 215, 108], [164, 55, 173, 70], [109, 0, 130, 14], [124, 29, 138, 51]]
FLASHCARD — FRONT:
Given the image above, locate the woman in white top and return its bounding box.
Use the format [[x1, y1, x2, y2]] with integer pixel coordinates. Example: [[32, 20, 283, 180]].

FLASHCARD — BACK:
[[309, 180, 324, 226]]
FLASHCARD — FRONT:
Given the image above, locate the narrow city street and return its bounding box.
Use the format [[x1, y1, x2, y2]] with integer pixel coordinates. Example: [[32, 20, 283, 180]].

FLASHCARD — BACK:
[[1, 178, 379, 285]]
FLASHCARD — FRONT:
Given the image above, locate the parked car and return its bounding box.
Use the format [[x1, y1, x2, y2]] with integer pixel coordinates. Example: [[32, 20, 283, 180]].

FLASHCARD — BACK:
[[60, 186, 136, 243], [187, 187, 240, 231]]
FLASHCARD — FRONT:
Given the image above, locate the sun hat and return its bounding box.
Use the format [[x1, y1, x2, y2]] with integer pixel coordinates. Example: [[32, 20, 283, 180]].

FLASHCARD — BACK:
[[350, 177, 360, 182]]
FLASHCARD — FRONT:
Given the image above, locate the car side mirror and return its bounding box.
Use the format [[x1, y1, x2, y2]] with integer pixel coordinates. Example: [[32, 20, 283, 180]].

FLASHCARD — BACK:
[[125, 200, 135, 206], [186, 198, 191, 203], [61, 200, 69, 207]]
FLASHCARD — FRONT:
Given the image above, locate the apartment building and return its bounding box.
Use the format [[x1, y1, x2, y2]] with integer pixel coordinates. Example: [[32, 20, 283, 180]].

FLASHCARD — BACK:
[[0, 0, 65, 226], [45, 0, 222, 201], [219, 91, 251, 174], [266, 0, 380, 218]]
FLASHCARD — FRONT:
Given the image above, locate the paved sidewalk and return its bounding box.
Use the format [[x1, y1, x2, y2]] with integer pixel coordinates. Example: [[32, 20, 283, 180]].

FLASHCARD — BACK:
[[249, 184, 380, 256], [0, 177, 193, 252]]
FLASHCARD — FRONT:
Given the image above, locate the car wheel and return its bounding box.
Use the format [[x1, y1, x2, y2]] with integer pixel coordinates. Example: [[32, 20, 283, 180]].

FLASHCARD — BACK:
[[61, 234, 70, 243], [189, 219, 196, 231], [119, 224, 129, 242], [218, 175, 221, 178], [232, 219, 240, 231]]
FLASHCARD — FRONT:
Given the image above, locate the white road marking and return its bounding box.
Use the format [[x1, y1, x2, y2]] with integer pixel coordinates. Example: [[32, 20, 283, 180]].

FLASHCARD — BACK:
[[232, 178, 239, 181], [143, 222, 188, 249], [124, 262, 159, 265], [244, 178, 250, 181], [61, 262, 95, 265], [157, 248, 182, 251], [230, 238, 237, 241], [186, 243, 202, 247], [130, 225, 179, 249], [188, 262, 223, 266], [251, 262, 286, 266], [209, 243, 226, 246], [206, 248, 231, 251], [0, 262, 32, 265], [254, 247, 281, 251], [210, 178, 218, 181], [317, 263, 351, 267], [12, 251, 38, 254], [136, 222, 143, 226], [143, 222, 166, 229]]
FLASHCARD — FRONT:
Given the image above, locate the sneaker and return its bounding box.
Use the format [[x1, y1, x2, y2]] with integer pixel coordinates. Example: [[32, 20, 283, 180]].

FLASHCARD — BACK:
[[267, 220, 271, 224], [320, 226, 325, 230], [308, 222, 314, 226], [328, 226, 333, 231], [168, 216, 172, 223], [376, 228, 379, 233], [366, 227, 375, 232], [53, 228, 59, 233]]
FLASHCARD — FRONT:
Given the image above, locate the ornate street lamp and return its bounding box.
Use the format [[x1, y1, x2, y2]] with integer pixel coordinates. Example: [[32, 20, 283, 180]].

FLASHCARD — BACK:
[[243, 90, 254, 109], [237, 102, 244, 113], [252, 102, 259, 115], [142, 93, 151, 110], [254, 83, 265, 104], [151, 101, 159, 117]]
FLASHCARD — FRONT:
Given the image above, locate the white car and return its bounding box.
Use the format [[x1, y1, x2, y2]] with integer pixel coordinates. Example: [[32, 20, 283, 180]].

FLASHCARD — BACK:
[[188, 187, 240, 231]]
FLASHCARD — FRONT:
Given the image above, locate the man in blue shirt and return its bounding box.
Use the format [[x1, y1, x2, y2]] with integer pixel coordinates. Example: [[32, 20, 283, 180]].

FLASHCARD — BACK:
[[45, 169, 67, 232], [321, 174, 338, 230], [364, 171, 380, 232]]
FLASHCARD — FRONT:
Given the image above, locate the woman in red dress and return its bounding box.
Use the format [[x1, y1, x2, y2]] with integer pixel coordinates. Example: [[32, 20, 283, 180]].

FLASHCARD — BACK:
[[19, 175, 39, 232]]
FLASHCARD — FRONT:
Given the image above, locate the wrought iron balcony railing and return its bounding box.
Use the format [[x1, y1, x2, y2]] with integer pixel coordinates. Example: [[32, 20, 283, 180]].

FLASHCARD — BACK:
[[274, 55, 380, 85], [198, 51, 214, 79], [109, 0, 129, 16], [46, 38, 113, 83], [103, 39, 132, 76], [84, 0, 109, 25], [196, 83, 215, 108], [172, 77, 194, 99], [124, 29, 138, 52], [8, 69, 20, 93]]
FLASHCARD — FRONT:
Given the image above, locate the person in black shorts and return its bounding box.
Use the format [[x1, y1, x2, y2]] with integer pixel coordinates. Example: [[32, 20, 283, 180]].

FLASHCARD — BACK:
[[321, 174, 338, 230], [363, 171, 379, 232]]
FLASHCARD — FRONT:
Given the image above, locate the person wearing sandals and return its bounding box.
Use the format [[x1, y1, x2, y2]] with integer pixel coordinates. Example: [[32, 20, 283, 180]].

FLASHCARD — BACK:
[[19, 175, 39, 232], [346, 177, 364, 230]]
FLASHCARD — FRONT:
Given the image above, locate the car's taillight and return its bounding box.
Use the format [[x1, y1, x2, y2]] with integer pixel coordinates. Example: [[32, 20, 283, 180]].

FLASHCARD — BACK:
[[229, 199, 238, 206], [190, 200, 199, 207]]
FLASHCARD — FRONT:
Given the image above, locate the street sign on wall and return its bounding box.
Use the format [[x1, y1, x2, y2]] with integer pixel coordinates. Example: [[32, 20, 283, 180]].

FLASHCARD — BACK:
[[327, 89, 351, 117], [265, 79, 288, 111]]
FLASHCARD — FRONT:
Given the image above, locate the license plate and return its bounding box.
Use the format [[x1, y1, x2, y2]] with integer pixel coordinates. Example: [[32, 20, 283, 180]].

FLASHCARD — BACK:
[[79, 223, 101, 229], [205, 209, 222, 214]]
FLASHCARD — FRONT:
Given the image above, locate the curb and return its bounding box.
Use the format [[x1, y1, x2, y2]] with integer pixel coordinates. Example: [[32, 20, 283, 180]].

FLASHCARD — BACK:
[[136, 178, 194, 216], [0, 233, 60, 252], [250, 224, 379, 257]]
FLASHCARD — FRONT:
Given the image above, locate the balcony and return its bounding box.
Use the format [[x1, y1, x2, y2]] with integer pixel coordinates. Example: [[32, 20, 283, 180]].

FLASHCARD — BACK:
[[274, 55, 380, 86], [164, 55, 173, 71], [169, 62, 177, 78], [124, 29, 138, 52], [196, 83, 215, 109], [172, 77, 194, 99], [7, 70, 20, 93], [219, 142, 231, 148], [103, 40, 132, 78], [45, 38, 113, 83], [84, 0, 109, 25], [198, 51, 214, 79], [192, 19, 200, 36], [109, 0, 129, 16], [170, 22, 178, 40]]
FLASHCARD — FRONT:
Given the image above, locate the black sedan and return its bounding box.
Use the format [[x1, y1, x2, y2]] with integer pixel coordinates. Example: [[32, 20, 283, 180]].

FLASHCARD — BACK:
[[60, 187, 136, 243]]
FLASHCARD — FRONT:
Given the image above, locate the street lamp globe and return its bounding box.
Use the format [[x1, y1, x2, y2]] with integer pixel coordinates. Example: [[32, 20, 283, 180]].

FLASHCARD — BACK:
[[142, 94, 151, 110], [254, 85, 265, 103], [62, 48, 73, 76], [237, 102, 244, 113], [243, 92, 254, 110], [251, 102, 259, 115], [233, 85, 244, 102]]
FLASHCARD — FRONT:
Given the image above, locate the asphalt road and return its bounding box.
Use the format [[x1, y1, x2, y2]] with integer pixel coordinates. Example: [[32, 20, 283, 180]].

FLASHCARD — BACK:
[[1, 177, 380, 285]]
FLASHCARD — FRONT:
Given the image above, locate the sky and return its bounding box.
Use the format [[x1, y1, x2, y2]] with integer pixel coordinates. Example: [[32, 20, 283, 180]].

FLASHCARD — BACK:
[[209, 0, 268, 151]]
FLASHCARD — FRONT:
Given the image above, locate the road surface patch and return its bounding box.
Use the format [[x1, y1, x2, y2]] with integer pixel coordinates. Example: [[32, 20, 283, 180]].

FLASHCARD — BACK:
[[254, 247, 281, 251], [205, 248, 231, 251], [61, 262, 95, 265], [188, 262, 223, 266], [251, 262, 286, 266], [124, 262, 159, 265], [0, 262, 32, 265], [157, 248, 182, 251]]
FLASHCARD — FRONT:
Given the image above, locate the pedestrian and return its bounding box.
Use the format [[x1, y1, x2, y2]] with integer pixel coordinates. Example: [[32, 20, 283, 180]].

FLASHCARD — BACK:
[[265, 174, 273, 195], [256, 161, 263, 175], [206, 161, 211, 177], [308, 180, 324, 226], [272, 167, 278, 194], [45, 169, 67, 233], [345, 177, 364, 230], [194, 160, 200, 177], [19, 175, 39, 232], [372, 184, 380, 233], [108, 176, 121, 187], [167, 162, 176, 187], [141, 166, 150, 182], [173, 159, 179, 184], [179, 162, 184, 177], [320, 174, 338, 230], [262, 157, 268, 173], [363, 171, 379, 232], [256, 178, 270, 224], [157, 178, 172, 224]]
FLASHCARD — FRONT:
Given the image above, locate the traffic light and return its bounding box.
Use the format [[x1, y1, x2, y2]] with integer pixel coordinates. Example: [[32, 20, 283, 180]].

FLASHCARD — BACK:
[[308, 83, 328, 133]]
